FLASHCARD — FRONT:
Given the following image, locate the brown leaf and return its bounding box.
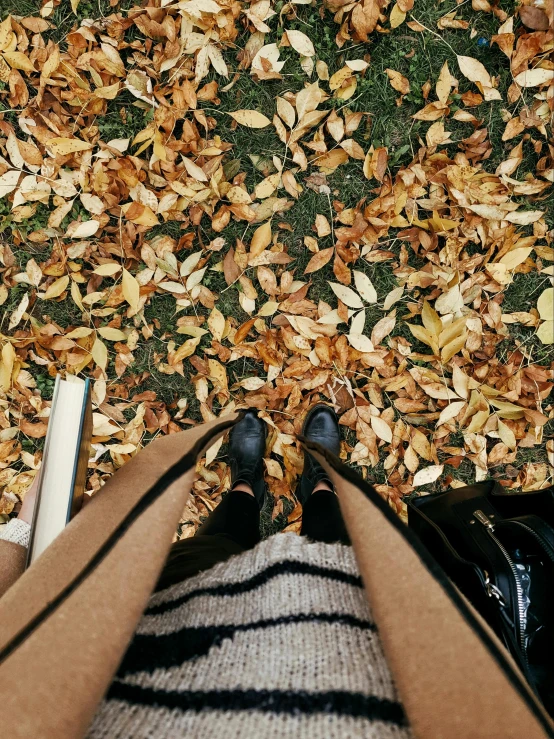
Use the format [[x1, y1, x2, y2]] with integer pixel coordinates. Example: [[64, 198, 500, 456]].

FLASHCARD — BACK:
[[385, 68, 410, 95], [333, 254, 351, 285], [223, 247, 241, 285], [20, 419, 49, 438], [372, 147, 388, 183], [371, 312, 396, 346], [234, 318, 257, 344], [305, 247, 334, 274], [519, 6, 549, 30]]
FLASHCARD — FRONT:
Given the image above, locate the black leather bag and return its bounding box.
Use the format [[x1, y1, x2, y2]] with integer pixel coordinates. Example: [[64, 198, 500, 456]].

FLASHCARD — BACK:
[[408, 480, 554, 716]]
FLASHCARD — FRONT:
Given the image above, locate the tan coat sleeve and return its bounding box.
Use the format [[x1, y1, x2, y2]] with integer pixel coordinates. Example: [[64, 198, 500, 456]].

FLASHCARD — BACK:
[[0, 540, 27, 597], [305, 439, 554, 739], [0, 415, 237, 739]]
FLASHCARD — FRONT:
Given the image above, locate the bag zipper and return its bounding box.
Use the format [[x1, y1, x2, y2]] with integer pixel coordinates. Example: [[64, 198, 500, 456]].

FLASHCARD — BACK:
[[508, 520, 554, 564], [473, 510, 528, 669]]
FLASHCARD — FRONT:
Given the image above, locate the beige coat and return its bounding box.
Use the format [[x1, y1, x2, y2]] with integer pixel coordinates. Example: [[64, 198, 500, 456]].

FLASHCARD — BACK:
[[0, 415, 552, 738]]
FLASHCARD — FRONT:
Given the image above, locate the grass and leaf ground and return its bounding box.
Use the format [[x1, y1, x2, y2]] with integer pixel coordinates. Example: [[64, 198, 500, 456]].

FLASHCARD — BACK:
[[0, 0, 552, 536]]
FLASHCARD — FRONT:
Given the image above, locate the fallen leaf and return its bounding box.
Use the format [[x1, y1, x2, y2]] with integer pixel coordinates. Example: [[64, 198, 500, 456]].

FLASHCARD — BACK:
[[305, 248, 334, 274], [329, 282, 364, 309], [43, 275, 69, 300], [228, 110, 272, 128], [286, 30, 315, 57], [385, 68, 410, 95], [413, 464, 444, 486], [514, 69, 554, 88], [353, 271, 377, 303], [66, 220, 100, 239], [537, 289, 553, 321], [122, 268, 140, 312], [47, 137, 93, 156]]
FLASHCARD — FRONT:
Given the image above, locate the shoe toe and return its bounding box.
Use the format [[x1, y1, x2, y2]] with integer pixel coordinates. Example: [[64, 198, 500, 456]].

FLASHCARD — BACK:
[[303, 405, 340, 456], [230, 410, 266, 455]]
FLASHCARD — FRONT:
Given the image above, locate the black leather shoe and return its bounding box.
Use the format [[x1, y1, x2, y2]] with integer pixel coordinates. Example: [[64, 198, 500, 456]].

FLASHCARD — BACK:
[[229, 410, 267, 509], [297, 404, 340, 506]]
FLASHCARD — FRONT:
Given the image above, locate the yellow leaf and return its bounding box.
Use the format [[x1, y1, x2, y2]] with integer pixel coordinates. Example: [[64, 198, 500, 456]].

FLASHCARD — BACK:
[[122, 268, 140, 312], [436, 61, 457, 103], [408, 323, 437, 352], [353, 271, 377, 303], [0, 169, 21, 197], [176, 326, 209, 337], [537, 288, 553, 321], [71, 0, 81, 12], [385, 68, 410, 95], [421, 299, 442, 337], [371, 416, 393, 443], [437, 401, 466, 427], [65, 327, 94, 339], [8, 292, 29, 330], [182, 157, 208, 182], [329, 282, 363, 309], [0, 342, 16, 392], [3, 51, 36, 73], [0, 18, 13, 53], [91, 337, 108, 371], [316, 148, 349, 172], [228, 110, 271, 128], [286, 30, 315, 57], [457, 55, 493, 87], [497, 419, 516, 451], [41, 45, 59, 79], [489, 399, 525, 419], [466, 409, 489, 433], [514, 68, 554, 88], [329, 66, 351, 91], [413, 464, 444, 486], [499, 246, 533, 270], [172, 337, 201, 363], [440, 330, 467, 362], [97, 327, 127, 341], [47, 137, 93, 156], [254, 173, 280, 200], [226, 185, 252, 204], [505, 210, 544, 225], [250, 221, 272, 257], [258, 300, 279, 316], [66, 220, 99, 238], [207, 306, 225, 341], [43, 275, 69, 300], [389, 2, 406, 27], [537, 321, 554, 345], [93, 263, 122, 277], [94, 81, 119, 99], [71, 280, 84, 311], [207, 358, 228, 390], [276, 97, 296, 128]]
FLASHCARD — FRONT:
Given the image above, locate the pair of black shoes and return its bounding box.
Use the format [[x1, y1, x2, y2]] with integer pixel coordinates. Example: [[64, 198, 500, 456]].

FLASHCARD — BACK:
[[228, 404, 340, 508]]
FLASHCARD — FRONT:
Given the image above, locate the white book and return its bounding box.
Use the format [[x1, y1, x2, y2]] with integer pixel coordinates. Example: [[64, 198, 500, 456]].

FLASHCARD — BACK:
[[27, 375, 92, 566]]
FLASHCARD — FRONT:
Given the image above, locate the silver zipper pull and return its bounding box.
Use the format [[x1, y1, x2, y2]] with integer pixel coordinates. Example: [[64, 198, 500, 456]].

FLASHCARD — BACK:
[[474, 509, 495, 531], [483, 571, 506, 607]]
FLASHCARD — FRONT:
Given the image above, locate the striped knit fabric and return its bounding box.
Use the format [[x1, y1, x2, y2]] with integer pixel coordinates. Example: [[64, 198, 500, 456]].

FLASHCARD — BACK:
[[88, 533, 412, 738]]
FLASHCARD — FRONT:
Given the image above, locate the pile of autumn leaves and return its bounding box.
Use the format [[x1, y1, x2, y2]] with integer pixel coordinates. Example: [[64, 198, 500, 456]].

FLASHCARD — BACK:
[[0, 0, 552, 529]]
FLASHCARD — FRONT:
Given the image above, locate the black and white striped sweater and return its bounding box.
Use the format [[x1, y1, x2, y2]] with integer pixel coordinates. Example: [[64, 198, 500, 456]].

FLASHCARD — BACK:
[[87, 533, 412, 739]]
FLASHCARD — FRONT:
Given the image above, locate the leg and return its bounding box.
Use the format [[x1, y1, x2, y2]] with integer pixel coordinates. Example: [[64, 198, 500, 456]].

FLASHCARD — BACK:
[[301, 487, 350, 544], [156, 411, 267, 590], [156, 490, 260, 590], [298, 405, 351, 545]]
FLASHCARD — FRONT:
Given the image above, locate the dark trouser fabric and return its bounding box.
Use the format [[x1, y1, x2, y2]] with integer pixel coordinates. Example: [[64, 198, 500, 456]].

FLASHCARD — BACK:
[[156, 486, 350, 591]]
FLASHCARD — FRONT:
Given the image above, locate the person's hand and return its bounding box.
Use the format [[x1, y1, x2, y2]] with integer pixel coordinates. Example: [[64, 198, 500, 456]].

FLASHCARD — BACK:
[[18, 475, 39, 525]]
